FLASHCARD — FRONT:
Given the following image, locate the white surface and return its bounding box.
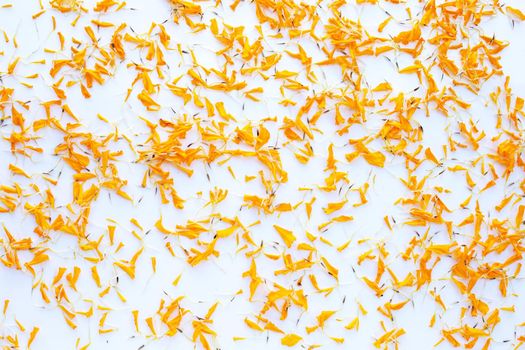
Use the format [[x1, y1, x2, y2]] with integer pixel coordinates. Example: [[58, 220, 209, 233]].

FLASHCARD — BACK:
[[0, 0, 524, 349]]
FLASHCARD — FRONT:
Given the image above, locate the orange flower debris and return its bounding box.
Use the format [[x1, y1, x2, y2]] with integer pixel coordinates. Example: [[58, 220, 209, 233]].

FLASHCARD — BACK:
[[0, 0, 524, 349]]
